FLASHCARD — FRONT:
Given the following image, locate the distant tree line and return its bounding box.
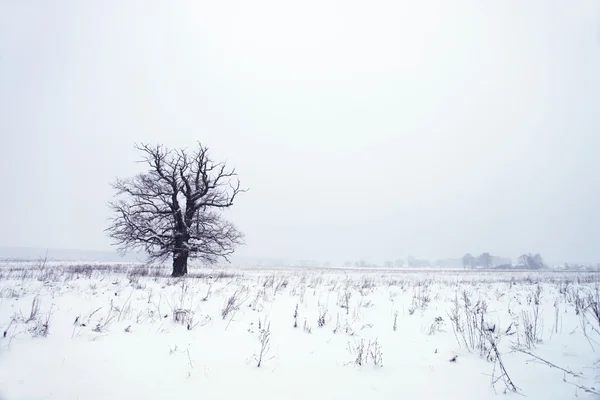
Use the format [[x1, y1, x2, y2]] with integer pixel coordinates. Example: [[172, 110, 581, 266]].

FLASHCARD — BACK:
[[340, 253, 547, 270], [462, 252, 546, 270], [461, 253, 487, 269]]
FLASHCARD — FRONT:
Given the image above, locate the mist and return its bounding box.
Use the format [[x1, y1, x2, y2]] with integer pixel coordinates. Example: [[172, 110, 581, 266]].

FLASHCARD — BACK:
[[1, 0, 600, 265]]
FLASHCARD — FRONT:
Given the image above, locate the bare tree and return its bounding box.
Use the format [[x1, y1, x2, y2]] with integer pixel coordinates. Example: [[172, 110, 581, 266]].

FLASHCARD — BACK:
[[517, 254, 529, 268], [462, 253, 476, 269], [518, 253, 545, 270], [477, 252, 493, 269], [107, 143, 245, 277]]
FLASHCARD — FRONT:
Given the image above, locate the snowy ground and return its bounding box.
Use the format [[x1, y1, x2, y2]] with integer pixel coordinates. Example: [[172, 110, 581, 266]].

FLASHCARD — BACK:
[[1, 263, 599, 399]]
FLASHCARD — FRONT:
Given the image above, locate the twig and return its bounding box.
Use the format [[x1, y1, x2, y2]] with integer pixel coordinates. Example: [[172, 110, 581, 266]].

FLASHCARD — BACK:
[[488, 337, 519, 393], [88, 307, 102, 321], [118, 290, 135, 322], [512, 346, 582, 378], [565, 379, 600, 395], [186, 347, 194, 369], [224, 295, 249, 331]]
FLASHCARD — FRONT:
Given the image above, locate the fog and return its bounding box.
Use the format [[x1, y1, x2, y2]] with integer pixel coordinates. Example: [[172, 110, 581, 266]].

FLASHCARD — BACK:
[[1, 0, 600, 265]]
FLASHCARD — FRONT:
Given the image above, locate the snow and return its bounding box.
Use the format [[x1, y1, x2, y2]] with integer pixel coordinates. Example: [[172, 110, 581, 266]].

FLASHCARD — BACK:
[[0, 264, 598, 399]]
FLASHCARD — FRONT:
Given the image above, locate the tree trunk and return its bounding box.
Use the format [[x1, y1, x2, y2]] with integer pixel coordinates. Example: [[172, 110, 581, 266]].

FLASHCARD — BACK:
[[172, 250, 189, 277]]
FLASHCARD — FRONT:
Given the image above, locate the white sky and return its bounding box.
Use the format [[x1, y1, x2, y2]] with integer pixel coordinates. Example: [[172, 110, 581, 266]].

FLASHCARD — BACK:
[[1, 0, 600, 264]]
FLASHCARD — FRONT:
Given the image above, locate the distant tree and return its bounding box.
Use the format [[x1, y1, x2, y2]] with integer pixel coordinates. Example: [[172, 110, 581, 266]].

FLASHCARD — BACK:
[[407, 256, 430, 268], [384, 261, 394, 269], [518, 253, 545, 269], [107, 143, 245, 277], [477, 252, 493, 268], [517, 254, 529, 267], [394, 258, 405, 268], [532, 253, 545, 269], [462, 253, 476, 269]]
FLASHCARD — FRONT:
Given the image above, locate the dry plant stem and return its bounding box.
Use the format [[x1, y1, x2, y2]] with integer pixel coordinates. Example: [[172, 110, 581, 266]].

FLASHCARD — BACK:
[[565, 380, 600, 396], [512, 346, 582, 378], [118, 290, 135, 322], [487, 336, 518, 393]]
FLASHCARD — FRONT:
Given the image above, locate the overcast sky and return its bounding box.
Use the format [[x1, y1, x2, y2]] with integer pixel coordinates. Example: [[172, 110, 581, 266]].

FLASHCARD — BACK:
[[1, 0, 600, 265]]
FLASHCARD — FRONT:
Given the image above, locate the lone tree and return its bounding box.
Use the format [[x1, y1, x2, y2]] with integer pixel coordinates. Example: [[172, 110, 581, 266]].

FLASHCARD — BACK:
[[107, 143, 245, 277]]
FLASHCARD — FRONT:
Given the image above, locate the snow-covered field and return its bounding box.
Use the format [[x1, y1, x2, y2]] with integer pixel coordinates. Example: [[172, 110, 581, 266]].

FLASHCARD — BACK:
[[1, 263, 599, 399]]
